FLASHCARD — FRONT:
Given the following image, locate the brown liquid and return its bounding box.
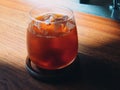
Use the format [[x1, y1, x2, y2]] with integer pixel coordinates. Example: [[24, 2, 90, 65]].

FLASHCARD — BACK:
[[27, 13, 78, 70]]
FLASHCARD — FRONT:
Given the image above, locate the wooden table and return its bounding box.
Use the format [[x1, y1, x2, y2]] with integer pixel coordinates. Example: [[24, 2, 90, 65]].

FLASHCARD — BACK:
[[0, 0, 120, 90]]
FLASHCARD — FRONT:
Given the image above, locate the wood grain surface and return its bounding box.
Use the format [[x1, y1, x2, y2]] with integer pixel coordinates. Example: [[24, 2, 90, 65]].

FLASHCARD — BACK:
[[0, 0, 120, 90]]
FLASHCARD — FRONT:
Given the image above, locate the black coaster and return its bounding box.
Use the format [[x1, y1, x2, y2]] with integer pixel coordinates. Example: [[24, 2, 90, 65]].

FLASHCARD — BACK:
[[26, 55, 81, 82]]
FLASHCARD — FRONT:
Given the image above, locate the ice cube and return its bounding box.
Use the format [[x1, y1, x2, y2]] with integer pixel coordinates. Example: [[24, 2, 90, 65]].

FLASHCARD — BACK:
[[34, 21, 40, 29], [42, 14, 51, 21], [66, 21, 75, 30], [41, 13, 57, 24], [62, 16, 69, 20], [53, 15, 68, 33], [54, 15, 68, 23], [41, 14, 69, 24], [49, 14, 57, 22]]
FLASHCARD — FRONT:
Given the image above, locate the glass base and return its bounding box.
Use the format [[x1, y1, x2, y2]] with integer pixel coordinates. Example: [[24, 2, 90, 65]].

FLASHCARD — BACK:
[[26, 55, 81, 83]]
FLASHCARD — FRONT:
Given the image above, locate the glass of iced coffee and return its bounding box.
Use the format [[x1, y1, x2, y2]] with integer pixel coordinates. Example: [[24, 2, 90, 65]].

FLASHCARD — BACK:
[[27, 5, 78, 70]]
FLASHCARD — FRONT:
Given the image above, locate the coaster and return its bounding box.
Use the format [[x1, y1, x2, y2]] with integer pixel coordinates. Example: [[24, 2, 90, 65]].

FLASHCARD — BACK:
[[26, 55, 80, 82]]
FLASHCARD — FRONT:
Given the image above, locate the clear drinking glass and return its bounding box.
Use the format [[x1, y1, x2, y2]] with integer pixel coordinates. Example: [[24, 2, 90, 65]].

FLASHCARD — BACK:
[[27, 5, 78, 70]]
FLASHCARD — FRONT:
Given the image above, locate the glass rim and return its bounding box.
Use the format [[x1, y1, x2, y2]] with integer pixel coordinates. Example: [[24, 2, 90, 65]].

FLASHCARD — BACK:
[[29, 5, 74, 23]]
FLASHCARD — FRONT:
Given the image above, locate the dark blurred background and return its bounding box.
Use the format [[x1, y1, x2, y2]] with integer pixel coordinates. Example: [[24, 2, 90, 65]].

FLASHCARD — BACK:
[[69, 0, 119, 6], [80, 0, 112, 6]]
